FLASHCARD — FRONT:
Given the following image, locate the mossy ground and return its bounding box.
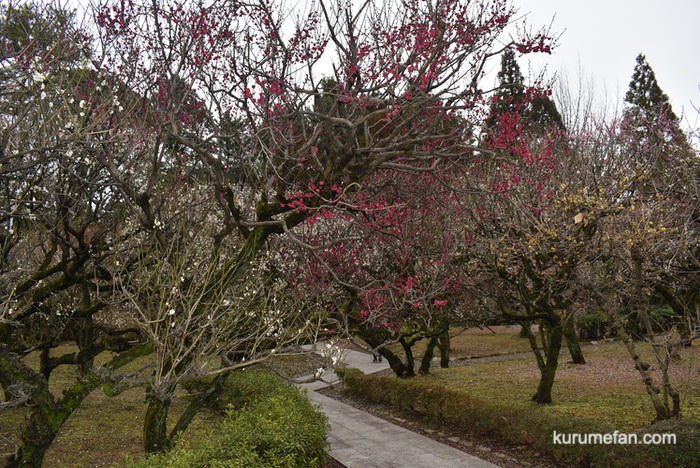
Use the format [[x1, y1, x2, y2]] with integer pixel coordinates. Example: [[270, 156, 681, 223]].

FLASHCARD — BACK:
[[0, 347, 321, 466]]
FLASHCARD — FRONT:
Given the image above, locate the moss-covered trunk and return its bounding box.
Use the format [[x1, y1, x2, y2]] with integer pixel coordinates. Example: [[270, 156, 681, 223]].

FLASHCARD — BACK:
[[419, 335, 438, 375], [7, 383, 56, 468], [617, 325, 680, 420], [398, 338, 416, 378], [532, 323, 562, 404], [143, 389, 173, 454], [167, 373, 229, 443], [1, 347, 102, 467], [563, 315, 585, 364]]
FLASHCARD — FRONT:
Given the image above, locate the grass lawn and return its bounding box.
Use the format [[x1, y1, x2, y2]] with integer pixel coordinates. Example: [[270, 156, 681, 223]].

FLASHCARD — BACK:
[[449, 325, 541, 357], [385, 325, 545, 360], [419, 341, 700, 430], [378, 325, 700, 430]]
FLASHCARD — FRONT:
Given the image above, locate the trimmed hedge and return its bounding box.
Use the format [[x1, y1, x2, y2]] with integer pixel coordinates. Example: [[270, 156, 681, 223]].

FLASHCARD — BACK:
[[129, 370, 329, 467], [336, 368, 699, 466], [639, 419, 700, 467]]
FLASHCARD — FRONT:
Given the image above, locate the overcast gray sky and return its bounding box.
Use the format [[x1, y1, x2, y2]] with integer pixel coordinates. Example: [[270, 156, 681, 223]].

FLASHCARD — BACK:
[[512, 0, 700, 126]]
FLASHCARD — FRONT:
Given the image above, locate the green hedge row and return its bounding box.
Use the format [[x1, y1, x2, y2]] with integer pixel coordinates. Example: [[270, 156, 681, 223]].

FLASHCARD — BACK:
[[336, 368, 700, 467], [129, 370, 329, 468]]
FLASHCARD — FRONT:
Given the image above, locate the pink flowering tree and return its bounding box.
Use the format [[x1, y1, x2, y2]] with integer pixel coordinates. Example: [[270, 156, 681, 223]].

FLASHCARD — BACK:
[[281, 170, 472, 377]]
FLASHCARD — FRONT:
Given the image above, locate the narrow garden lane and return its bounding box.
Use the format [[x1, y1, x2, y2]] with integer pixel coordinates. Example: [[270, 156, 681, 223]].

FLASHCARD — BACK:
[[298, 345, 499, 468]]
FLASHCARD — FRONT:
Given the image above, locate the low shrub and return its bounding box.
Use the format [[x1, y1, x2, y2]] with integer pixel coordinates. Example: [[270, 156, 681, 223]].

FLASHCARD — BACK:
[[576, 314, 609, 341], [130, 369, 328, 467], [650, 306, 678, 332], [638, 418, 700, 467]]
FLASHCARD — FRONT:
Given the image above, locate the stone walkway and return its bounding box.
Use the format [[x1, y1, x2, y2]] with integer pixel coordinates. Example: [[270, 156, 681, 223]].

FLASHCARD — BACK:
[[297, 344, 499, 468]]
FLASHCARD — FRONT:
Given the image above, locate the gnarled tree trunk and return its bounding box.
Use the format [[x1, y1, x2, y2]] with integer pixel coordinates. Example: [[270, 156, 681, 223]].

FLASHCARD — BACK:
[[563, 315, 585, 364], [419, 335, 439, 374], [143, 389, 173, 454], [532, 319, 563, 404], [1, 348, 101, 467]]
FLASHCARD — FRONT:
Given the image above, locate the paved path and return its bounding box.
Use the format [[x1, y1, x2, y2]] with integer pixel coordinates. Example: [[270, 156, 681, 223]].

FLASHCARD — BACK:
[[297, 344, 499, 468]]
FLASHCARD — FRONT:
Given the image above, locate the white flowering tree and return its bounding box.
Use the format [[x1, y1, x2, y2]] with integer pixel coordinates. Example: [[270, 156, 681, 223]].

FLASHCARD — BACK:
[[104, 182, 330, 453], [0, 3, 156, 465]]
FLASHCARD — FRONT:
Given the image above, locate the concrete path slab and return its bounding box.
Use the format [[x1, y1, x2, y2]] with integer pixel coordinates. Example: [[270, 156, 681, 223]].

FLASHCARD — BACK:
[[297, 343, 499, 468]]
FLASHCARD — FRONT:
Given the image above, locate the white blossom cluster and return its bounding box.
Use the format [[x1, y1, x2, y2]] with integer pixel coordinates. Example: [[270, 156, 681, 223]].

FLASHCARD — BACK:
[[314, 339, 345, 378]]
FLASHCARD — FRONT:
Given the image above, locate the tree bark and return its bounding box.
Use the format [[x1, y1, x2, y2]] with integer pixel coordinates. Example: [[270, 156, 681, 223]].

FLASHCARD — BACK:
[[419, 336, 438, 375], [143, 389, 173, 454], [380, 345, 415, 378], [538, 321, 550, 353], [617, 326, 672, 420], [437, 331, 450, 368], [631, 246, 654, 340], [398, 338, 416, 378], [1, 347, 102, 467], [563, 315, 585, 364], [532, 322, 562, 404], [519, 322, 532, 338], [167, 373, 229, 443]]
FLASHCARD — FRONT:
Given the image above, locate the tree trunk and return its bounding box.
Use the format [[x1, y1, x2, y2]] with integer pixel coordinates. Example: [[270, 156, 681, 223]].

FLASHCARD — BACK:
[[522, 324, 545, 371], [616, 325, 676, 420], [563, 315, 585, 364], [7, 384, 57, 468], [1, 347, 102, 467], [399, 338, 416, 378], [76, 285, 96, 375], [519, 322, 532, 338], [167, 373, 229, 442], [143, 389, 173, 454], [532, 322, 562, 404], [538, 321, 550, 352], [359, 332, 415, 378], [379, 346, 415, 378], [631, 246, 654, 340], [419, 336, 438, 375], [437, 332, 450, 368]]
